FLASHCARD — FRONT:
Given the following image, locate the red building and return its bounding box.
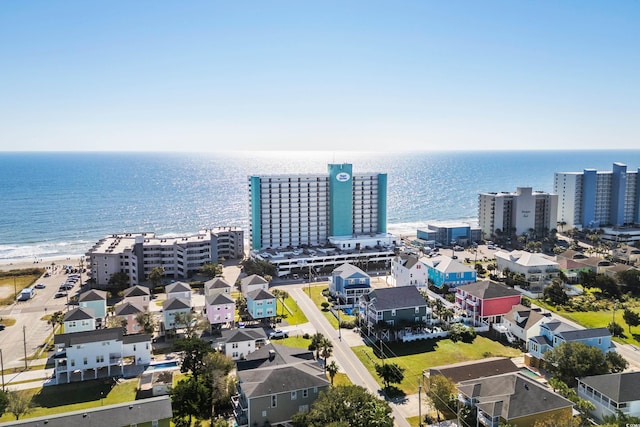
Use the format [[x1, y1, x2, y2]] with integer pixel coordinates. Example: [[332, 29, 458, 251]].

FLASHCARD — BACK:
[[455, 281, 521, 324]]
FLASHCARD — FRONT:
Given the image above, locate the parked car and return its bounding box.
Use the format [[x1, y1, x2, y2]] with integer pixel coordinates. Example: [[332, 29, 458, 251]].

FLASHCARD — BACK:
[[35, 283, 46, 289], [269, 329, 289, 339], [54, 291, 67, 298]]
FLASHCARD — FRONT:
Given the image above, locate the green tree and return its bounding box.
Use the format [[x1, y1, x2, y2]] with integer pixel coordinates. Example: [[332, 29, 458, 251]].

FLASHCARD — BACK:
[[602, 410, 640, 426], [170, 376, 211, 425], [605, 350, 628, 373], [319, 337, 334, 372], [148, 267, 164, 289], [623, 309, 640, 333], [291, 385, 393, 427], [544, 342, 609, 386], [48, 310, 65, 331], [200, 263, 223, 279], [240, 257, 277, 277], [107, 271, 129, 293], [326, 360, 339, 386], [308, 332, 325, 359], [135, 310, 157, 335], [173, 311, 208, 338], [427, 375, 457, 421], [6, 391, 31, 420], [543, 279, 569, 306], [174, 336, 213, 380], [607, 321, 624, 338], [0, 390, 8, 418], [375, 363, 405, 389], [616, 269, 640, 294]]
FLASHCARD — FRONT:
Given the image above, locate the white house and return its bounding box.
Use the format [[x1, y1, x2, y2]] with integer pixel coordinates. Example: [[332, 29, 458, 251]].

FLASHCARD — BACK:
[[502, 304, 552, 344], [577, 372, 640, 422], [205, 277, 232, 298], [495, 250, 560, 293], [53, 328, 151, 383], [62, 307, 96, 333], [390, 255, 428, 288], [240, 274, 269, 297], [123, 285, 151, 310], [212, 328, 267, 360], [166, 281, 192, 303], [162, 297, 191, 330]]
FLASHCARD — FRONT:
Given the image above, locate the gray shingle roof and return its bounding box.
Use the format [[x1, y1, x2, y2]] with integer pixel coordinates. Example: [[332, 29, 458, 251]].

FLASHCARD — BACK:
[[205, 277, 232, 290], [362, 286, 427, 311], [165, 281, 191, 293], [123, 285, 150, 297], [0, 396, 172, 427], [332, 262, 367, 278], [429, 357, 519, 384], [579, 372, 640, 402], [162, 297, 191, 311], [241, 274, 268, 286], [238, 363, 329, 398], [247, 288, 275, 301], [206, 293, 235, 306], [63, 307, 94, 322], [504, 305, 550, 331], [219, 328, 267, 344], [458, 372, 573, 420], [54, 327, 122, 347], [122, 333, 151, 344], [236, 343, 315, 371], [557, 327, 611, 341], [115, 301, 144, 316], [77, 289, 107, 302], [457, 281, 521, 299]]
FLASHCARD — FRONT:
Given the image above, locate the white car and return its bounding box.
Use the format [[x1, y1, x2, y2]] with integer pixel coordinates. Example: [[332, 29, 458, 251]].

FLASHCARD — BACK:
[[54, 291, 68, 298], [269, 329, 289, 339], [35, 283, 46, 289]]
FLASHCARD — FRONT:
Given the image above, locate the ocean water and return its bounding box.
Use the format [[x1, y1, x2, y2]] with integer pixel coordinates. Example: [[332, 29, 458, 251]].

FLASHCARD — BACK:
[[2, 149, 640, 261]]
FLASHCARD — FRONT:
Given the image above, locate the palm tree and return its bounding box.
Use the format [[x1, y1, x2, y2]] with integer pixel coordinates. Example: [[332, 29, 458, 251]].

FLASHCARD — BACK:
[[309, 332, 325, 359], [326, 360, 339, 385], [319, 337, 334, 372]]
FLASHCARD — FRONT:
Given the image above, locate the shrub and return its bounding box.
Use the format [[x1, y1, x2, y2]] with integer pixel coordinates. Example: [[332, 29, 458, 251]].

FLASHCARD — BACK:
[[302, 333, 310, 339], [321, 301, 331, 311], [339, 319, 356, 329]]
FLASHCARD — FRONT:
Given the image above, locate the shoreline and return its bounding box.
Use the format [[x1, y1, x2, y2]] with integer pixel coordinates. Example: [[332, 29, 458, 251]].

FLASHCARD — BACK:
[[0, 255, 84, 272]]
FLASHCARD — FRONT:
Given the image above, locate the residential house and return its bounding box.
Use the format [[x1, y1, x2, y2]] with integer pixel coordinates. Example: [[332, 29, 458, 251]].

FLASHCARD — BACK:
[[502, 304, 552, 344], [612, 245, 640, 265], [240, 274, 269, 297], [527, 320, 612, 366], [246, 289, 277, 320], [0, 395, 173, 427], [62, 307, 96, 333], [556, 249, 588, 262], [455, 281, 521, 325], [457, 372, 574, 427], [423, 254, 477, 289], [577, 372, 640, 422], [495, 250, 560, 294], [205, 293, 236, 327], [213, 328, 267, 360], [123, 285, 151, 310], [139, 371, 174, 398], [162, 297, 191, 330], [53, 328, 151, 383], [165, 281, 192, 304], [205, 277, 232, 298], [390, 254, 428, 288], [359, 286, 429, 341], [555, 258, 592, 284], [425, 357, 519, 385], [602, 263, 636, 280], [329, 262, 371, 305], [114, 301, 144, 335], [232, 344, 330, 427], [77, 289, 108, 321], [578, 256, 613, 274]]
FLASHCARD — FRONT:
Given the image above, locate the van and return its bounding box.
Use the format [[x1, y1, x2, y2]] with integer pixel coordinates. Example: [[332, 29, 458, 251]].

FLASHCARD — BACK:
[[19, 288, 36, 301]]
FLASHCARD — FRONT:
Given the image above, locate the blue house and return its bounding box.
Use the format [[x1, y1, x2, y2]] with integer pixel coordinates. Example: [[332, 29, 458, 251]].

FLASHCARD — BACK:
[[246, 289, 276, 320], [423, 255, 477, 289], [528, 320, 612, 362], [330, 263, 371, 305]]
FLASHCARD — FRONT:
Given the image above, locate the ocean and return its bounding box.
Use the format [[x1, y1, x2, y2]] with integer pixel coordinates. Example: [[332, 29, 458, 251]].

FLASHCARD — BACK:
[[2, 149, 640, 262]]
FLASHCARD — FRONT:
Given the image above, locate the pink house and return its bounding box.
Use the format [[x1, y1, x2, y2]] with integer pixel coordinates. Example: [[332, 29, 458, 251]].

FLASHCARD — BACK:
[[455, 281, 521, 324], [205, 293, 235, 327], [114, 301, 144, 335]]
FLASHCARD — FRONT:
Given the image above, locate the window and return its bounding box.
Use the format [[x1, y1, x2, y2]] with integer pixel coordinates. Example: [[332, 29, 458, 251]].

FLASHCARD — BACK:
[[302, 389, 308, 398], [391, 309, 396, 317], [271, 395, 277, 407], [151, 421, 159, 427], [232, 343, 239, 349], [96, 355, 104, 363], [291, 391, 297, 400], [262, 410, 267, 417], [69, 321, 76, 328], [83, 357, 88, 365], [298, 404, 309, 413], [232, 352, 238, 358]]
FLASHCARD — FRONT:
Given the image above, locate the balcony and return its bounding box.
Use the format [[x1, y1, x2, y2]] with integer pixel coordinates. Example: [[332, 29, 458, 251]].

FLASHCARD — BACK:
[[231, 395, 248, 426]]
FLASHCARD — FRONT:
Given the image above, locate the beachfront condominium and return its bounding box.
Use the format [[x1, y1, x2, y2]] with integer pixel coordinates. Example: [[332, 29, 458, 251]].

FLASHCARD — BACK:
[[248, 163, 388, 251], [248, 163, 397, 277], [554, 162, 640, 230], [478, 187, 558, 240], [86, 227, 243, 288]]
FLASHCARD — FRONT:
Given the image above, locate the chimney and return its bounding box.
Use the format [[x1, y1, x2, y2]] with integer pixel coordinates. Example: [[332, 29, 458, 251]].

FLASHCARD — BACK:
[[269, 349, 276, 361]]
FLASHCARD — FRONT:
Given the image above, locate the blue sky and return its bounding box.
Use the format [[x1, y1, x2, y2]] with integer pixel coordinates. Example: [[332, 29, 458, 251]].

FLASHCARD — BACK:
[[1, 1, 639, 152]]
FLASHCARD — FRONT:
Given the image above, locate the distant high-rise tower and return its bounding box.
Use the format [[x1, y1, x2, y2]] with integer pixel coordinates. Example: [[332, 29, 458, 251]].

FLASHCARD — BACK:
[[478, 187, 558, 239], [554, 162, 640, 229], [248, 163, 387, 251]]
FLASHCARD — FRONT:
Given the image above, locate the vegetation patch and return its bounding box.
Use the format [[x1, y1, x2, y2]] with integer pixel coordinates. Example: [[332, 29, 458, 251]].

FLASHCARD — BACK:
[[0, 317, 16, 327]]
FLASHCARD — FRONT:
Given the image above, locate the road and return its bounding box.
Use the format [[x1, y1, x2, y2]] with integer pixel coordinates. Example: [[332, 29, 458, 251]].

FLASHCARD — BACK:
[[0, 268, 79, 369], [289, 287, 411, 427]]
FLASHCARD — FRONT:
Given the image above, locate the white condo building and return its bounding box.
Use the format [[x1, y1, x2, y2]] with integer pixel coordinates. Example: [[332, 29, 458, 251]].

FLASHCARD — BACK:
[[248, 163, 397, 277], [86, 228, 243, 288], [554, 162, 640, 230], [478, 187, 558, 240]]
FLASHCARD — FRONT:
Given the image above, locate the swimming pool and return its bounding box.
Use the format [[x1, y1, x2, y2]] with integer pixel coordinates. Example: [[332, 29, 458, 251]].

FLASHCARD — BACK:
[[519, 367, 540, 379], [148, 360, 179, 371]]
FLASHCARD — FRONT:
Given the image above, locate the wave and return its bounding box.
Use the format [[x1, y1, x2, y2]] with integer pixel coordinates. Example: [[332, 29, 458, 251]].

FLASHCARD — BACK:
[[0, 241, 88, 262]]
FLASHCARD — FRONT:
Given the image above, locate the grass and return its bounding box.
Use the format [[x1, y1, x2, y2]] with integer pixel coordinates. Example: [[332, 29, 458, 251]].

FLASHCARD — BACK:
[[276, 297, 308, 326], [0, 273, 42, 305], [353, 336, 522, 395], [0, 378, 138, 422], [329, 372, 352, 387], [306, 284, 347, 329], [0, 316, 16, 326], [277, 336, 312, 349]]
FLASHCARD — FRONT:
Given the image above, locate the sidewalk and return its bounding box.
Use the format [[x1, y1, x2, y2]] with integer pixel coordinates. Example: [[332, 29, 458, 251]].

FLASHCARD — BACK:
[[1, 367, 54, 391]]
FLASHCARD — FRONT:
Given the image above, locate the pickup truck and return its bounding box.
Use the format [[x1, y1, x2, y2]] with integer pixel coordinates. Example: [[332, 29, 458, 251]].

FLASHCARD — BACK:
[[269, 329, 289, 339]]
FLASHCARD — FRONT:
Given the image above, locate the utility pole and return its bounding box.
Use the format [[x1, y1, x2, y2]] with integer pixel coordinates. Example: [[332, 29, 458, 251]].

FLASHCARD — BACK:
[[418, 380, 422, 427], [13, 276, 17, 301], [23, 325, 28, 370], [0, 348, 5, 391]]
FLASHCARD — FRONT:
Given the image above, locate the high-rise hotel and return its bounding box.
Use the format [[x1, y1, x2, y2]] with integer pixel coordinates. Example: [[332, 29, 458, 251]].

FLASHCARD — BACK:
[[248, 163, 396, 276], [554, 162, 640, 230]]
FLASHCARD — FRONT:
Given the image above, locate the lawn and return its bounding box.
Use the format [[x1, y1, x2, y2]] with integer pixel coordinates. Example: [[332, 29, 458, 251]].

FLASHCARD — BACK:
[[353, 336, 522, 395], [276, 297, 308, 326], [306, 285, 356, 329], [0, 273, 42, 305], [0, 378, 138, 422], [328, 372, 352, 387], [278, 335, 312, 349]]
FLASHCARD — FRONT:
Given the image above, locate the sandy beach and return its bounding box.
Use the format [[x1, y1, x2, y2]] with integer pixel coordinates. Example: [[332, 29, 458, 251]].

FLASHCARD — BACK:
[[0, 256, 84, 273]]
